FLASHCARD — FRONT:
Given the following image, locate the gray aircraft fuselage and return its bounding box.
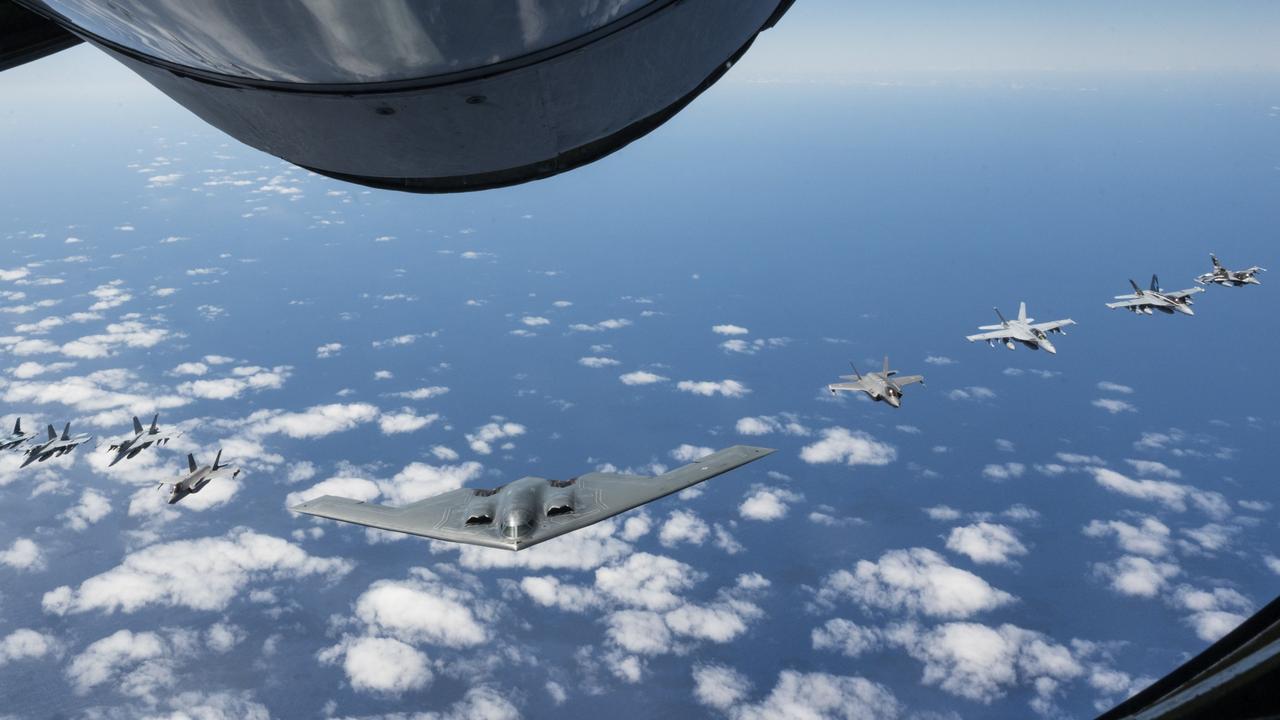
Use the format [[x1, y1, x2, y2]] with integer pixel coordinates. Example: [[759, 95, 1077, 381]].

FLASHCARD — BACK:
[[22, 424, 90, 467], [167, 458, 238, 505]]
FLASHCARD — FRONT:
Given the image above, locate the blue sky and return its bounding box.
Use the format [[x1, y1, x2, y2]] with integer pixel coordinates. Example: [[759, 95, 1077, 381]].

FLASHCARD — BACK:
[[1, 6, 1279, 720]]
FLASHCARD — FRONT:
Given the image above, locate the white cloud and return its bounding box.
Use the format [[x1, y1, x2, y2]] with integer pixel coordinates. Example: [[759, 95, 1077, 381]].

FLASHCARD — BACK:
[[811, 619, 882, 658], [1092, 555, 1180, 597], [669, 444, 714, 463], [315, 342, 342, 359], [948, 386, 996, 401], [735, 415, 810, 437], [620, 371, 667, 386], [392, 385, 450, 400], [712, 324, 749, 336], [42, 528, 351, 615], [521, 316, 551, 327], [9, 360, 75, 378], [658, 510, 709, 548], [570, 318, 632, 332], [579, 356, 620, 368], [694, 666, 902, 719], [377, 409, 439, 435], [0, 537, 45, 571], [945, 523, 1028, 565], [170, 361, 208, 376], [1172, 585, 1251, 642], [0, 628, 59, 666], [739, 487, 803, 521], [1123, 459, 1181, 479], [676, 379, 750, 398], [1093, 398, 1137, 414], [465, 420, 525, 455], [1088, 467, 1227, 518], [1097, 381, 1134, 394], [60, 489, 111, 531], [924, 356, 955, 366], [243, 402, 378, 439], [349, 568, 490, 647], [1083, 516, 1171, 557], [176, 365, 290, 400], [800, 428, 896, 467], [327, 636, 431, 695], [817, 547, 1015, 618], [66, 629, 167, 697], [981, 462, 1026, 481]]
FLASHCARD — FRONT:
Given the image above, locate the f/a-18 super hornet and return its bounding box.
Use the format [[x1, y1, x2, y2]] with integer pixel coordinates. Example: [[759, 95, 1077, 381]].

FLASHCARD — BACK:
[[106, 414, 178, 467], [964, 302, 1075, 354], [1106, 275, 1204, 316], [0, 418, 37, 451], [828, 357, 924, 408], [292, 445, 773, 551], [160, 450, 239, 505], [20, 422, 91, 467], [1196, 254, 1266, 287]]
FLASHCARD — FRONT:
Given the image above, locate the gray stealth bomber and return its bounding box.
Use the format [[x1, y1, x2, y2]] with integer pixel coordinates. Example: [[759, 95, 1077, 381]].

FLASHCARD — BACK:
[[1196, 254, 1266, 287], [161, 450, 239, 505], [828, 356, 923, 408], [21, 422, 91, 467], [0, 418, 37, 452], [107, 413, 179, 466], [1107, 275, 1203, 316], [292, 445, 774, 551], [965, 302, 1075, 354]]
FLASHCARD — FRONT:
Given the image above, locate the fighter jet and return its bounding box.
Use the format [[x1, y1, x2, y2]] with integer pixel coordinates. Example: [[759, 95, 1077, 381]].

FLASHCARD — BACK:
[[1196, 254, 1265, 287], [828, 357, 923, 408], [20, 422, 91, 467], [0, 418, 37, 452], [965, 302, 1075, 354], [292, 445, 774, 551], [106, 414, 178, 467], [159, 450, 239, 505], [1107, 275, 1204, 316]]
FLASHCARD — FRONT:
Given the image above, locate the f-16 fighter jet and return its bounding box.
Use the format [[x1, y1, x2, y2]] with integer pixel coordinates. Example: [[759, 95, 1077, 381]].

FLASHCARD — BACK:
[[1107, 275, 1203, 316], [106, 414, 178, 467], [828, 357, 924, 408], [965, 302, 1075, 354], [160, 450, 239, 505], [292, 445, 774, 551], [0, 418, 37, 451], [1196, 254, 1265, 287], [21, 422, 91, 467]]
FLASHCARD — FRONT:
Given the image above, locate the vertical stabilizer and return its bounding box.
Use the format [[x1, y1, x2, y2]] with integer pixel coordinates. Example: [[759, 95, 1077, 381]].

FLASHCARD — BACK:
[[60, 422, 71, 441], [13, 418, 21, 436], [994, 307, 1008, 325], [847, 362, 861, 380], [213, 449, 223, 469], [47, 424, 57, 441], [133, 416, 145, 435], [883, 355, 891, 375], [150, 413, 159, 433], [1017, 302, 1028, 322], [1129, 279, 1142, 294], [187, 453, 198, 473], [1150, 274, 1160, 292]]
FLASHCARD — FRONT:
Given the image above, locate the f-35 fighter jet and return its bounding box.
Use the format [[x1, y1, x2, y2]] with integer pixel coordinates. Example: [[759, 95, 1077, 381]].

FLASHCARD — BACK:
[[828, 357, 924, 408], [965, 302, 1075, 354], [1196, 254, 1265, 287], [160, 450, 239, 505], [1107, 275, 1203, 316], [0, 418, 37, 452], [106, 414, 179, 467], [21, 422, 91, 467], [292, 445, 774, 551]]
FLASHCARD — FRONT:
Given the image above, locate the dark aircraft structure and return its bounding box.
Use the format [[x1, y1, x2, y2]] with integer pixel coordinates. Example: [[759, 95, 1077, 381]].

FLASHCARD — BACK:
[[1, 0, 794, 193]]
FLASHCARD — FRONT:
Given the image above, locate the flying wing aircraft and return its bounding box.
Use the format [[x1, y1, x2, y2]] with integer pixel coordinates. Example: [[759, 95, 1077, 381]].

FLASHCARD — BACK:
[[0, 418, 37, 452], [20, 422, 91, 467], [292, 445, 774, 551], [106, 413, 179, 467], [1196, 254, 1265, 287], [160, 450, 239, 505], [965, 302, 1075, 354], [828, 356, 923, 408], [1107, 275, 1203, 316]]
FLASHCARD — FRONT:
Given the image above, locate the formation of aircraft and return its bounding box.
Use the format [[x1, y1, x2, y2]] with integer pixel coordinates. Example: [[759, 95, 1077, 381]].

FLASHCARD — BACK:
[[2, 414, 235, 506], [292, 445, 773, 551], [965, 302, 1075, 353], [828, 356, 924, 408], [1196, 253, 1266, 287], [1106, 275, 1203, 316], [159, 451, 239, 506]]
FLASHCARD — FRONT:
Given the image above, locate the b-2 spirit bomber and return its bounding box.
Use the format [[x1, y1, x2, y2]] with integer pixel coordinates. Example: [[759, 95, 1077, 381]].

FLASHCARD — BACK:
[[20, 422, 91, 467], [1107, 275, 1203, 316], [1196, 254, 1265, 288], [965, 302, 1075, 354], [828, 357, 924, 408], [292, 445, 773, 551]]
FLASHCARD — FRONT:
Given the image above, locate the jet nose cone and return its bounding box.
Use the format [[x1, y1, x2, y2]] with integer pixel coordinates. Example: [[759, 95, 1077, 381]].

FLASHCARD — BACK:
[[1041, 341, 1057, 354], [1179, 305, 1195, 316]]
